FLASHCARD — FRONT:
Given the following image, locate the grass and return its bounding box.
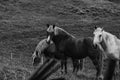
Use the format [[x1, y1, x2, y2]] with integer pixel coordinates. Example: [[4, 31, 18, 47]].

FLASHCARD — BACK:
[[0, 0, 120, 80]]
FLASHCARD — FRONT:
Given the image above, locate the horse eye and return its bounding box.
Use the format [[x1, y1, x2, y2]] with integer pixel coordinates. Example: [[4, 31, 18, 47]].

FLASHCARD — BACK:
[[99, 35, 102, 38]]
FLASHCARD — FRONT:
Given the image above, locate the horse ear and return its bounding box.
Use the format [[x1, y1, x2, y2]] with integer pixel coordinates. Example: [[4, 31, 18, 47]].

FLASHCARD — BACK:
[[46, 24, 49, 28], [53, 24, 55, 29]]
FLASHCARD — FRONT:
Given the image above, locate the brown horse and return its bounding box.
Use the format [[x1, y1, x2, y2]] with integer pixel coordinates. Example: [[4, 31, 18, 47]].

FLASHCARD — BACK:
[[46, 24, 103, 80], [32, 38, 84, 74]]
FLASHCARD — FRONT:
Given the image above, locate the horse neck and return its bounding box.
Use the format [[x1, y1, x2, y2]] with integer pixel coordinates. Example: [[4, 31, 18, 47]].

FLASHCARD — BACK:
[[52, 34, 71, 47], [55, 27, 75, 39], [115, 37, 120, 46], [102, 31, 116, 51], [53, 27, 75, 46], [100, 34, 107, 51]]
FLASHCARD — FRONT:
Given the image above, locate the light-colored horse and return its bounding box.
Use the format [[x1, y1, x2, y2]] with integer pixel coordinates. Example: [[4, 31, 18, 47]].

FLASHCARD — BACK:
[[93, 27, 120, 80], [32, 39, 54, 66], [93, 27, 120, 60]]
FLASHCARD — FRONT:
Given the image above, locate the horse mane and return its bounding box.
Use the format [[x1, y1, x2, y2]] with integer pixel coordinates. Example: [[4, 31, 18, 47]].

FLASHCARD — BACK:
[[103, 31, 116, 40], [100, 30, 118, 79], [102, 31, 118, 49], [54, 26, 75, 38], [101, 30, 120, 60]]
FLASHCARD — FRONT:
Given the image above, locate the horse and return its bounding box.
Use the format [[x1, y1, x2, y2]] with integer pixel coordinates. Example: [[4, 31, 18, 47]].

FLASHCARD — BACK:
[[93, 27, 120, 80], [32, 38, 68, 73], [46, 24, 103, 80], [32, 38, 84, 74], [93, 27, 120, 60]]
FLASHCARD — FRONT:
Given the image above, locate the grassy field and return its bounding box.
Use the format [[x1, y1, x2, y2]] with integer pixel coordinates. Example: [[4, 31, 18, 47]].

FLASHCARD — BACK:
[[0, 0, 120, 80]]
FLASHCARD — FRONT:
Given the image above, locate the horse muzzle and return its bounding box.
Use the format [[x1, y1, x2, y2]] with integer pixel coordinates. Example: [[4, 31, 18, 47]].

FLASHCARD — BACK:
[[33, 57, 41, 66], [93, 43, 98, 49]]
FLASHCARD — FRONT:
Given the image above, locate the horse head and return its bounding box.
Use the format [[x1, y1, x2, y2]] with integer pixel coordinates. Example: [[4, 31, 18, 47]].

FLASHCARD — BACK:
[[32, 39, 54, 66], [32, 50, 42, 66], [93, 27, 104, 48], [46, 24, 73, 46], [46, 24, 56, 44]]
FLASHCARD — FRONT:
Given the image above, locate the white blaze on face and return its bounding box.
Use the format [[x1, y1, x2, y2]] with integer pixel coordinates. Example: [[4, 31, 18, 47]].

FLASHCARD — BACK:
[[47, 35, 51, 42], [93, 32, 99, 45], [93, 28, 103, 46]]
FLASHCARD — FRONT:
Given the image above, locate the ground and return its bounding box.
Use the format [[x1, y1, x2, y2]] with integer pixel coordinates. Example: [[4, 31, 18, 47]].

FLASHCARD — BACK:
[[0, 0, 120, 80]]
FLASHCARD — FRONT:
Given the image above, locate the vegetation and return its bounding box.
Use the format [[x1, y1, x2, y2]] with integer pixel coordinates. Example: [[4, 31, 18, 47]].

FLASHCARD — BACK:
[[0, 0, 120, 80]]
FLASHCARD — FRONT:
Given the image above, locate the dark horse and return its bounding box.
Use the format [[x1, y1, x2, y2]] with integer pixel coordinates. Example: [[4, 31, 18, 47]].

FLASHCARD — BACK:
[[46, 24, 103, 80], [32, 38, 84, 74]]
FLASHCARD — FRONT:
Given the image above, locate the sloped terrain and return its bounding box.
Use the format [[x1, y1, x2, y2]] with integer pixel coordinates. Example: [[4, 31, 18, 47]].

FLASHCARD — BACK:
[[0, 0, 120, 80]]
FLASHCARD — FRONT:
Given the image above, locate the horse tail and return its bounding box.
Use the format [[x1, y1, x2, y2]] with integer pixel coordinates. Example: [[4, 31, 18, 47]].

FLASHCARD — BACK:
[[103, 59, 117, 80]]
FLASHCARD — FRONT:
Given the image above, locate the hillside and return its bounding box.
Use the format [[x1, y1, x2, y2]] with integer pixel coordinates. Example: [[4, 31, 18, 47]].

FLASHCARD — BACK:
[[0, 0, 120, 80]]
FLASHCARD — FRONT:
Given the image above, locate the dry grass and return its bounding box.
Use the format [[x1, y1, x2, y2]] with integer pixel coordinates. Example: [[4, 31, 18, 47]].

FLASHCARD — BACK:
[[0, 0, 120, 80]]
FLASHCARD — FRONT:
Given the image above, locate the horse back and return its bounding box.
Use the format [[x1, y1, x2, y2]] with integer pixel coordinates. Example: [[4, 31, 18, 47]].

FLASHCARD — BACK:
[[83, 37, 93, 49], [45, 42, 65, 60], [76, 38, 87, 53], [60, 37, 88, 58]]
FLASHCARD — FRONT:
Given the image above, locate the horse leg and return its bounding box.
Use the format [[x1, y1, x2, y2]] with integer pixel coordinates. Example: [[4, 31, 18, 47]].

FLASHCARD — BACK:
[[103, 58, 117, 80], [89, 55, 103, 80], [61, 57, 67, 74], [75, 60, 78, 73], [64, 57, 67, 74], [76, 60, 79, 73], [113, 61, 119, 80], [76, 60, 81, 73], [73, 59, 80, 74], [72, 59, 75, 73], [79, 59, 84, 71], [73, 59, 78, 73], [60, 60, 64, 74]]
